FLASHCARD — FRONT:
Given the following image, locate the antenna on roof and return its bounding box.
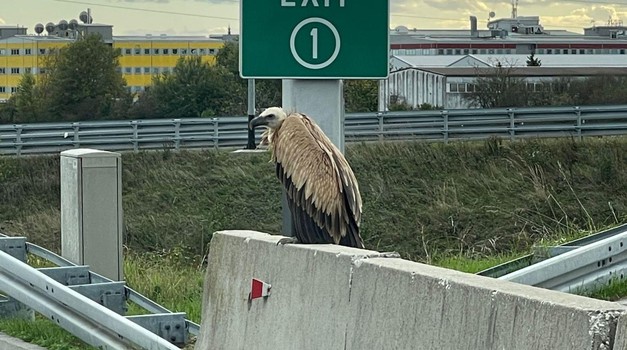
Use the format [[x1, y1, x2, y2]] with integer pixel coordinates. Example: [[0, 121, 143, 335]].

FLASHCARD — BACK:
[[511, 0, 518, 19], [45, 22, 55, 35], [34, 23, 44, 35]]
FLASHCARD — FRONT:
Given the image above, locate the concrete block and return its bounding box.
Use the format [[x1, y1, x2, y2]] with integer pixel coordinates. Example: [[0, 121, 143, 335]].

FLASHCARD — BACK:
[[196, 230, 627, 350], [347, 258, 626, 350], [195, 230, 380, 350]]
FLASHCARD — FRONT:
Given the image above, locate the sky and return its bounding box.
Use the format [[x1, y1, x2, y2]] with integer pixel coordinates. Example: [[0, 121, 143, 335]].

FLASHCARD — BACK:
[[1, 0, 627, 36]]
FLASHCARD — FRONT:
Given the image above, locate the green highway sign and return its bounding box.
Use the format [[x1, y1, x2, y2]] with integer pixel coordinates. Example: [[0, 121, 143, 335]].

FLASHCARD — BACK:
[[240, 0, 389, 79]]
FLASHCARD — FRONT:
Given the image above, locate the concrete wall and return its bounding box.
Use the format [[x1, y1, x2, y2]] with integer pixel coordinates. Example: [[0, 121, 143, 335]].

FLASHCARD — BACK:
[[196, 230, 627, 350]]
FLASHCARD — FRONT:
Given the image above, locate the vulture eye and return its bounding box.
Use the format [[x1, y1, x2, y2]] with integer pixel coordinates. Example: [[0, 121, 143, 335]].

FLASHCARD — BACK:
[[267, 114, 275, 119]]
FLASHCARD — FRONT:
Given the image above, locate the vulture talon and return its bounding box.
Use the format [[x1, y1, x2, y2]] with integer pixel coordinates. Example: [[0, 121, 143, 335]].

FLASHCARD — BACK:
[[277, 237, 299, 245]]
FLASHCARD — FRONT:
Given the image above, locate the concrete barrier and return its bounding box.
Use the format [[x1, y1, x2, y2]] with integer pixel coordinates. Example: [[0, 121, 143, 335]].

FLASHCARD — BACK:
[[195, 230, 627, 350]]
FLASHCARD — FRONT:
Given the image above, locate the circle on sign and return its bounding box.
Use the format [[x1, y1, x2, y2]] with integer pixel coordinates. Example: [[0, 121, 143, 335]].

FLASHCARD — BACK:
[[290, 17, 340, 70]]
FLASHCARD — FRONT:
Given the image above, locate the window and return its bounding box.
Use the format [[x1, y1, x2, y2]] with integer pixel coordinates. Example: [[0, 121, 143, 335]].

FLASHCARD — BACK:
[[25, 67, 31, 74], [25, 48, 32, 55], [144, 48, 150, 55], [163, 48, 169, 55], [153, 48, 160, 55], [134, 67, 141, 74], [445, 49, 452, 55], [191, 49, 198, 55], [579, 49, 585, 54], [571, 49, 577, 54], [479, 49, 486, 54], [209, 48, 216, 55], [180, 48, 188, 55], [0, 87, 5, 93], [144, 67, 151, 74], [125, 48, 132, 55], [0, 49, 5, 55], [496, 49, 503, 54], [172, 48, 178, 54], [39, 48, 46, 54], [10, 68, 20, 74], [454, 49, 461, 55], [563, 49, 568, 54], [124, 67, 132, 74], [134, 48, 141, 55], [199, 48, 207, 55], [10, 49, 19, 55], [471, 49, 478, 54], [40, 68, 47, 74], [449, 83, 458, 92], [621, 49, 626, 55], [0, 68, 5, 74], [10, 87, 17, 94], [152, 67, 159, 74], [437, 49, 444, 55]]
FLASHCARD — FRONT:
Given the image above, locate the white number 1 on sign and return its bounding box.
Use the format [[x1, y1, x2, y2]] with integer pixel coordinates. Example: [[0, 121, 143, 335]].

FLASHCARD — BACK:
[[310, 28, 319, 59]]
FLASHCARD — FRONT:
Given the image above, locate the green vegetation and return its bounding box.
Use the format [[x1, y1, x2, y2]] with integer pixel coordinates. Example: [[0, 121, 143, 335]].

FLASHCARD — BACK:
[[1, 137, 627, 347], [2, 137, 627, 262]]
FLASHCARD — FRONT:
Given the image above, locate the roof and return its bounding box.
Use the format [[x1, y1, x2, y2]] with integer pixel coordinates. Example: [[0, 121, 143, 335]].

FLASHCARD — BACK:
[[403, 66, 627, 77], [0, 35, 74, 43], [393, 54, 627, 69], [113, 35, 223, 42]]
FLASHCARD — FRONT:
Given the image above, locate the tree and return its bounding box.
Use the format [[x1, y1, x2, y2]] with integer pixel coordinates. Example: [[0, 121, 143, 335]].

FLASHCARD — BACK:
[[147, 56, 245, 117], [344, 80, 378, 112], [526, 52, 542, 67], [465, 64, 528, 108], [14, 73, 40, 122], [42, 33, 129, 121], [215, 41, 282, 111]]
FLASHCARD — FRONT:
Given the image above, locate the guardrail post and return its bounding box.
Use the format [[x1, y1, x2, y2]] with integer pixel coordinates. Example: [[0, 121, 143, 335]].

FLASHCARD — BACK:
[[132, 121, 139, 152], [213, 118, 219, 149], [441, 110, 449, 143], [174, 119, 181, 151], [15, 124, 22, 156], [508, 109, 515, 141], [574, 106, 582, 141], [377, 112, 384, 142], [72, 122, 80, 148]]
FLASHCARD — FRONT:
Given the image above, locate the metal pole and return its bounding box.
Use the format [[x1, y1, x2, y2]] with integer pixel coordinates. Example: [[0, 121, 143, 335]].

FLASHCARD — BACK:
[[246, 79, 256, 149]]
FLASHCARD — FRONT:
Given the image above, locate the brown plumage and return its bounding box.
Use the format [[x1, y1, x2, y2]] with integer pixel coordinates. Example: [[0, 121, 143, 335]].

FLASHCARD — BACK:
[[249, 107, 364, 249]]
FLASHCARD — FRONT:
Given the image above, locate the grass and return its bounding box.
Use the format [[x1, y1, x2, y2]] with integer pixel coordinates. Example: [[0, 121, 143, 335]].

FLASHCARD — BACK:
[[2, 137, 627, 264], [1, 137, 627, 347]]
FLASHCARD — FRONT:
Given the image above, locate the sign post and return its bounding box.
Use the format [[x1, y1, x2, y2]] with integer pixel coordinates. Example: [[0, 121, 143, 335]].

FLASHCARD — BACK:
[[240, 0, 389, 236]]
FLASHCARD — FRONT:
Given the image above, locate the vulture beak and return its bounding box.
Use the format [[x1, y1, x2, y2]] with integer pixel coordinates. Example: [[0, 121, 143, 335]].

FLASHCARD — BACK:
[[249, 115, 265, 130]]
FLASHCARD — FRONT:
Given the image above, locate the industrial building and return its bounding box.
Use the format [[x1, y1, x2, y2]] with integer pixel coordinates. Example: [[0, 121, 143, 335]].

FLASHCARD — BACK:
[[0, 15, 227, 102], [383, 9, 627, 110]]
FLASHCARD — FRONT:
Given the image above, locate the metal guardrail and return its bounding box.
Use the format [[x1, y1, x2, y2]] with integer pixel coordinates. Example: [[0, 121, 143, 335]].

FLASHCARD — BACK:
[[479, 224, 627, 294], [0, 233, 199, 349], [1, 104, 627, 155]]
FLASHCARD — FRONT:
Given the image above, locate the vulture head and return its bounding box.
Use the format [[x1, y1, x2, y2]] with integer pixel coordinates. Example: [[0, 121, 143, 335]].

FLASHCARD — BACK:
[[249, 107, 287, 130]]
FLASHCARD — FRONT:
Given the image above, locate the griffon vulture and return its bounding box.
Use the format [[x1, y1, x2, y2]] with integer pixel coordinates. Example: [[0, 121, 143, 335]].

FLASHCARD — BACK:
[[249, 107, 365, 249]]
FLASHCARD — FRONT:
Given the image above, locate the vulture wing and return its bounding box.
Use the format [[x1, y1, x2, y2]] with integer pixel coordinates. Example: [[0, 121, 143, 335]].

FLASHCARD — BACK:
[[271, 113, 364, 248]]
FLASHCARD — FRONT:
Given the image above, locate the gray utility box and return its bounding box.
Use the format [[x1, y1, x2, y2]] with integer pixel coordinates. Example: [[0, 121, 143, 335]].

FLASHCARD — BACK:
[[60, 149, 123, 281]]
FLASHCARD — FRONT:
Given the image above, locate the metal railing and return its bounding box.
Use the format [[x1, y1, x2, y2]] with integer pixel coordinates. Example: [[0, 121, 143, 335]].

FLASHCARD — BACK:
[[479, 224, 627, 294], [0, 233, 199, 349], [2, 104, 627, 156]]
